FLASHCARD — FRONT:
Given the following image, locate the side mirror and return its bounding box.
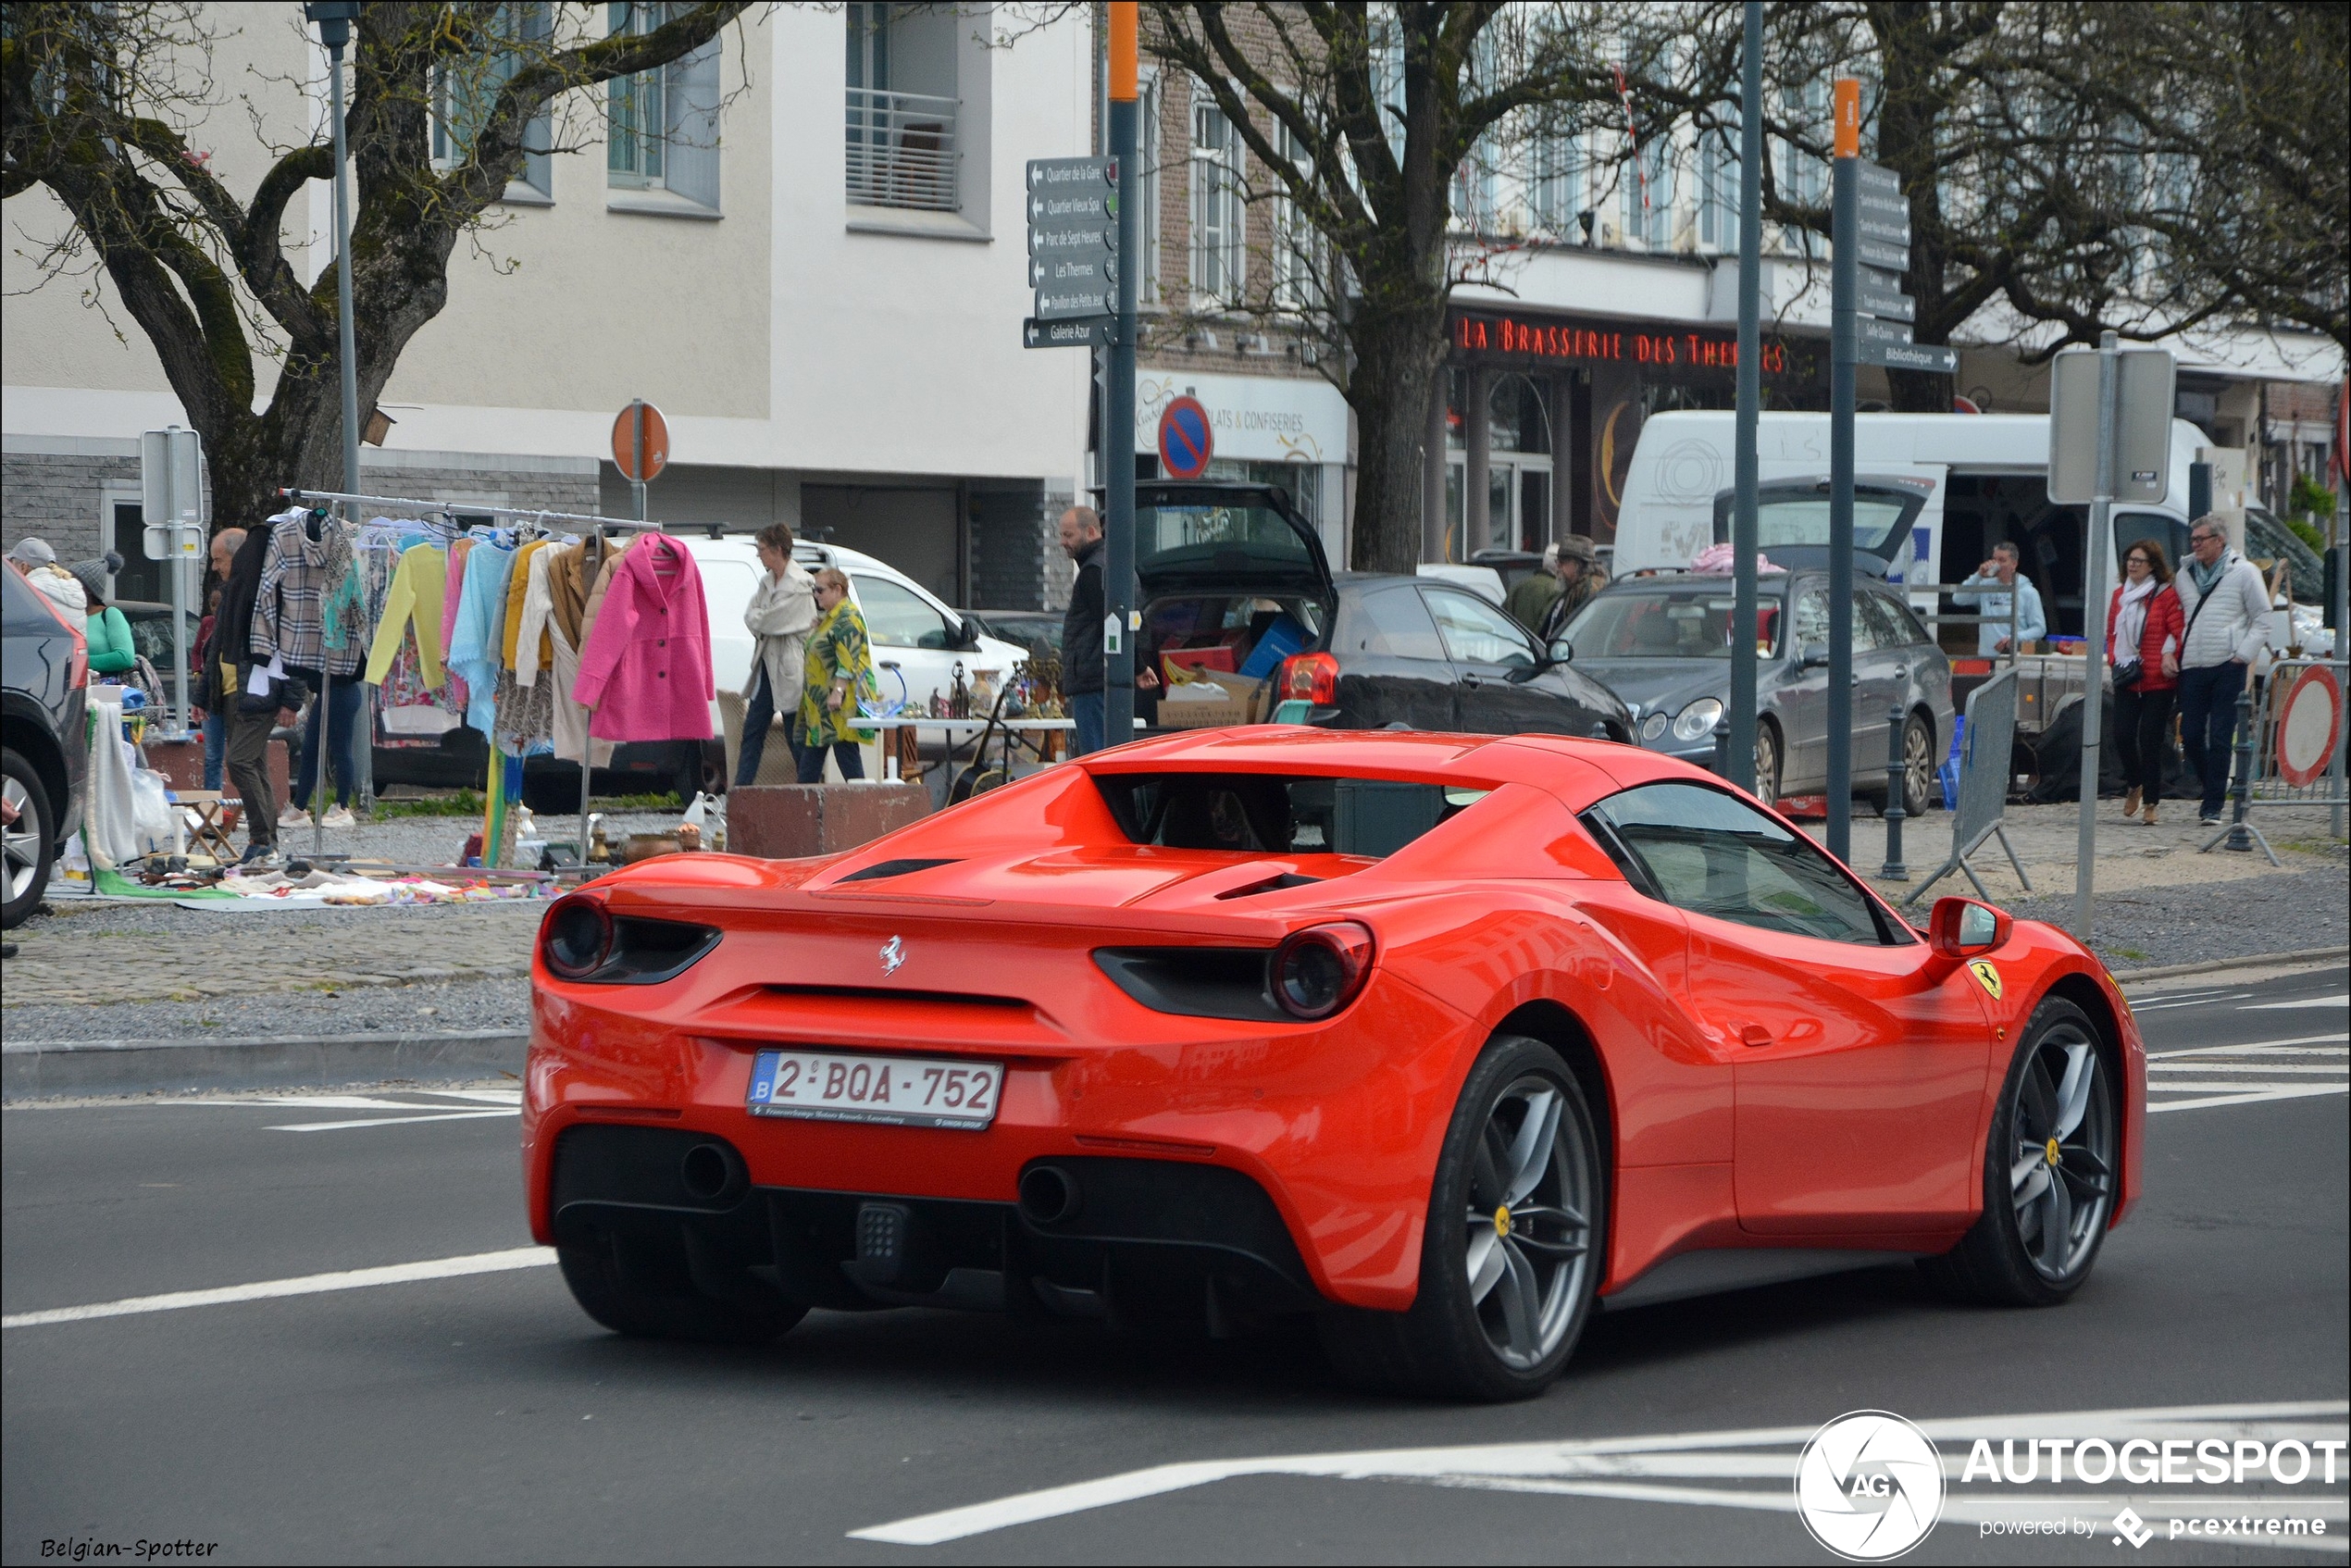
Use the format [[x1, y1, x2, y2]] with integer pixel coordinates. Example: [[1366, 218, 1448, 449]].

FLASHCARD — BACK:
[[1798, 642, 1831, 670], [1929, 896, 2009, 959], [1548, 637, 1575, 665]]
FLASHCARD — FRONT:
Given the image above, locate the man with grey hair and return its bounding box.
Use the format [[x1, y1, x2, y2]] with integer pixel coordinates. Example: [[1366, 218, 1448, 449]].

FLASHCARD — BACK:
[[2173, 513, 2272, 825]]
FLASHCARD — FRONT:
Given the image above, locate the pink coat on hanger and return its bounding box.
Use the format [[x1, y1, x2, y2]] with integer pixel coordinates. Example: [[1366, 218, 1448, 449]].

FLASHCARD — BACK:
[[572, 533, 715, 742]]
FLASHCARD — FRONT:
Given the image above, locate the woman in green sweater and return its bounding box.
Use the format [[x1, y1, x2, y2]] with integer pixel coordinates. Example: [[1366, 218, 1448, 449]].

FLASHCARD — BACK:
[[71, 559, 139, 678]]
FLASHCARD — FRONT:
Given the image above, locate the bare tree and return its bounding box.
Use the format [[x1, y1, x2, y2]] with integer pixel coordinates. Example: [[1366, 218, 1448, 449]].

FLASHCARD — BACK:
[[2, 1, 748, 527], [1142, 3, 1649, 573]]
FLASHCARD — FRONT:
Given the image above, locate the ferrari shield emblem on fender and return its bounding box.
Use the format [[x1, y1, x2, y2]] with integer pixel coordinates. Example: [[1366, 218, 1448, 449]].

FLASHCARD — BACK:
[[1968, 959, 2002, 1000]]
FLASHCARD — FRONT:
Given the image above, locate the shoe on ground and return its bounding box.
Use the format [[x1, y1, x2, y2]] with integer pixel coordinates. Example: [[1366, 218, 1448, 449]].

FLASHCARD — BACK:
[[239, 844, 282, 869], [2199, 812, 2223, 827], [320, 804, 356, 828], [2142, 808, 2158, 826], [279, 803, 313, 828]]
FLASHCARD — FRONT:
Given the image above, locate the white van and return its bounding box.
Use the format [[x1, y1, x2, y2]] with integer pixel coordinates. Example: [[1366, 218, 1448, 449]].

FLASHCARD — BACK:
[[1612, 412, 2211, 638]]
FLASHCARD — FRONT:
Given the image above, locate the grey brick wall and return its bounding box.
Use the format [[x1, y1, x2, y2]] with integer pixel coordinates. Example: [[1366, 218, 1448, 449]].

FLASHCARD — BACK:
[[970, 483, 1074, 611], [2, 454, 140, 565]]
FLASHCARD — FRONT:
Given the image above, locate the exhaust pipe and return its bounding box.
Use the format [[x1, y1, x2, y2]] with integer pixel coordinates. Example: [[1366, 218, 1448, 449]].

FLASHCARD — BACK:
[[1018, 1164, 1082, 1225], [679, 1141, 741, 1204]]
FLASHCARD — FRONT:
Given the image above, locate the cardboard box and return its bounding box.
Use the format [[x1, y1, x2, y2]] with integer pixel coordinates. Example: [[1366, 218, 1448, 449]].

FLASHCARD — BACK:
[[1156, 670, 1268, 728], [1163, 645, 1237, 682]]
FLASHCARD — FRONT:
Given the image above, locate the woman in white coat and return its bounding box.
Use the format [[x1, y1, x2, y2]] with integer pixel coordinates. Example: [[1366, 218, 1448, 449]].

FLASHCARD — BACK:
[[734, 522, 818, 787]]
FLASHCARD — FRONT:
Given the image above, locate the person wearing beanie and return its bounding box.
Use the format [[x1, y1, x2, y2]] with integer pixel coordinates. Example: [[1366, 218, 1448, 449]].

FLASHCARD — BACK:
[[71, 556, 140, 678]]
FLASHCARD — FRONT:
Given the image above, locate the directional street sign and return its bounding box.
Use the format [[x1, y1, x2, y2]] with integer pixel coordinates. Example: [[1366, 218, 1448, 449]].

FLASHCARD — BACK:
[[1026, 186, 1115, 230], [1029, 250, 1117, 292], [1858, 315, 1913, 349], [1859, 339, 1958, 374], [1027, 156, 1113, 192], [1029, 220, 1115, 256], [1857, 279, 1914, 322], [1026, 156, 1120, 346], [1856, 234, 1909, 273], [1857, 160, 1900, 197], [1025, 317, 1115, 349], [1857, 211, 1910, 248], [1860, 262, 1904, 292]]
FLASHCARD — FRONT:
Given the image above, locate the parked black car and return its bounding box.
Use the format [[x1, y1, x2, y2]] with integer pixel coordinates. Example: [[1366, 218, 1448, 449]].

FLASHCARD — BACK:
[[1128, 482, 1633, 742], [4, 566, 89, 927]]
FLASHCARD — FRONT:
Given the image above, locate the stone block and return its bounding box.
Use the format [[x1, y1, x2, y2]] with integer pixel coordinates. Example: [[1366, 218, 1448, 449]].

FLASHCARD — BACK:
[[728, 782, 931, 859]]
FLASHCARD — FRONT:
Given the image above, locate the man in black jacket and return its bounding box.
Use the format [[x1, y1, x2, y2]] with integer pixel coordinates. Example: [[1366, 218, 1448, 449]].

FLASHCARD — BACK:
[[1058, 505, 1106, 754], [207, 522, 292, 864]]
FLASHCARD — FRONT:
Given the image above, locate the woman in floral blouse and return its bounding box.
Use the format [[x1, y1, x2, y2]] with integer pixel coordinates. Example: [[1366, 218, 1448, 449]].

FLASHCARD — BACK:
[[796, 567, 877, 782]]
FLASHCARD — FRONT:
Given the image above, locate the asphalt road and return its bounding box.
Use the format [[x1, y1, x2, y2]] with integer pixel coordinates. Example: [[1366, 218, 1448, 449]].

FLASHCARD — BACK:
[[4, 965, 2345, 1565]]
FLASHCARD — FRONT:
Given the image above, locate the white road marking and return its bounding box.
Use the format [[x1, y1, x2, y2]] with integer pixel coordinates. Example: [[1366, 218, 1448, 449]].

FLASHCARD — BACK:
[[2147, 1063, 2350, 1075], [849, 1402, 2348, 1546], [2, 1247, 554, 1329], [2148, 1084, 2350, 1114], [267, 1108, 521, 1133], [2244, 994, 2350, 1011], [2146, 1033, 2349, 1059], [2133, 991, 2253, 1013]]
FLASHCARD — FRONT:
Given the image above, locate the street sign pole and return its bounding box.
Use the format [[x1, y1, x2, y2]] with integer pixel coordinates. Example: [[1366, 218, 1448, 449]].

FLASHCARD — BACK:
[[1729, 0, 1762, 794], [633, 400, 648, 522], [1103, 3, 1138, 747], [1828, 81, 1860, 859], [306, 0, 363, 850], [2074, 331, 2121, 940]]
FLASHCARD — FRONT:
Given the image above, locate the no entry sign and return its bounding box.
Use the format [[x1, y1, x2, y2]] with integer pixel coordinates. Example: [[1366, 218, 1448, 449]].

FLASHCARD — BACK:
[[1158, 394, 1213, 479]]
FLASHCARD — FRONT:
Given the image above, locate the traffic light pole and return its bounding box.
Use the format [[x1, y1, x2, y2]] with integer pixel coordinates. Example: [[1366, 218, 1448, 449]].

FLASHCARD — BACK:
[[1729, 0, 1763, 794], [1828, 81, 1860, 861], [1103, 3, 1138, 747]]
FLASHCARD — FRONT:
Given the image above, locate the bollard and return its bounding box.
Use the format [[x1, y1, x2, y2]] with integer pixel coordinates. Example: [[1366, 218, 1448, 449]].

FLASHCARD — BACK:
[[1714, 717, 1733, 781], [2224, 683, 2256, 852], [1879, 703, 1909, 879]]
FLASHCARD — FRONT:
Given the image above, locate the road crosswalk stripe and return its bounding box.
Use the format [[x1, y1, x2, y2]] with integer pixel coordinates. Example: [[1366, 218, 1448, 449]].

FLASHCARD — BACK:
[[2147, 1084, 2349, 1114]]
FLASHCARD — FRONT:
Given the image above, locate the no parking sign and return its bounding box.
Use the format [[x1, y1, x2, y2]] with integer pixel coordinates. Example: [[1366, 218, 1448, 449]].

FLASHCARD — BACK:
[[1158, 395, 1213, 479]]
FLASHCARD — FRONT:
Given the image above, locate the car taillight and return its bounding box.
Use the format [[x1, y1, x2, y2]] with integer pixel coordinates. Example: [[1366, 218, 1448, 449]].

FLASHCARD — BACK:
[[1277, 652, 1339, 706], [541, 895, 613, 980], [1271, 920, 1375, 1020]]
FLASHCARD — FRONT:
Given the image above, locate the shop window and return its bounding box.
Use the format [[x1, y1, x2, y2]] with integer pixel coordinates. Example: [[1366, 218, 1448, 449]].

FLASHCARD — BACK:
[[609, 0, 722, 211], [434, 3, 553, 199]]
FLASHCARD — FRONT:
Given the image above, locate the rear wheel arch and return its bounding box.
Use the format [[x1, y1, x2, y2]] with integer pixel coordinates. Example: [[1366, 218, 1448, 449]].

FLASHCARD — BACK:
[[0, 718, 68, 837], [1492, 1000, 1615, 1181]]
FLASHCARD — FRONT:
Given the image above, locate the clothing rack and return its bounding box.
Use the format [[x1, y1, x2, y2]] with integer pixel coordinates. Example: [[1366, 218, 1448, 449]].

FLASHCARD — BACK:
[[277, 489, 675, 871]]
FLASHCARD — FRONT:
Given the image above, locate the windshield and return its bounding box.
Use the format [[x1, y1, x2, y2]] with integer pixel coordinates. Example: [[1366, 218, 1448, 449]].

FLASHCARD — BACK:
[[1137, 502, 1317, 581], [1565, 590, 1786, 660]]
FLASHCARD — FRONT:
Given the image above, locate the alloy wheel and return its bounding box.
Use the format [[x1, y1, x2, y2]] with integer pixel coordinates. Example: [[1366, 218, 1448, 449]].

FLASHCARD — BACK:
[[1753, 726, 1781, 806], [1903, 717, 1935, 815], [2008, 1026, 2115, 1282], [3, 775, 40, 903], [1462, 1076, 1594, 1369]]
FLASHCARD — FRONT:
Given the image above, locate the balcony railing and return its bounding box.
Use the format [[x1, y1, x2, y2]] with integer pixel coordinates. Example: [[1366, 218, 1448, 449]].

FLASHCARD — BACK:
[[846, 88, 960, 212]]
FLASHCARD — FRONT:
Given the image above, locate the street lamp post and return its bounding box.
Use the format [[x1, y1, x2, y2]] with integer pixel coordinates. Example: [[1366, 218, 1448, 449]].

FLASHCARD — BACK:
[[304, 1, 362, 856]]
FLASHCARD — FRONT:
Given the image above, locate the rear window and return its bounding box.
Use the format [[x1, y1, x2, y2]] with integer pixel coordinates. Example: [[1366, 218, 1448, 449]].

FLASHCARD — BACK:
[[1138, 501, 1315, 579], [1093, 773, 1488, 857]]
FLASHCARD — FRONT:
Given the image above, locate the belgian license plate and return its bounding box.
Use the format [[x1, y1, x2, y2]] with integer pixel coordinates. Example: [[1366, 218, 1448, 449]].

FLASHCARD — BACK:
[[747, 1050, 1002, 1131]]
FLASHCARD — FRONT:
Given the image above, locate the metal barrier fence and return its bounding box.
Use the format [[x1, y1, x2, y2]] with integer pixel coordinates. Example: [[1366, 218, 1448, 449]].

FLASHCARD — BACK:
[[1905, 666, 2032, 904], [2201, 656, 2351, 865]]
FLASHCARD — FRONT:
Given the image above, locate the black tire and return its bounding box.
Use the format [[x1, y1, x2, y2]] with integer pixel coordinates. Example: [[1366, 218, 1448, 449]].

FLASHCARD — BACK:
[[557, 1219, 807, 1346], [1920, 998, 2118, 1307], [1900, 713, 1935, 817], [3, 747, 55, 931], [1320, 1035, 1606, 1401], [1753, 720, 1784, 807]]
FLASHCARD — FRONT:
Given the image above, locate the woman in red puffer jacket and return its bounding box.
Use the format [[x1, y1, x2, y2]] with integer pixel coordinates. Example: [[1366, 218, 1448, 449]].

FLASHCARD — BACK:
[[2108, 539, 2184, 825]]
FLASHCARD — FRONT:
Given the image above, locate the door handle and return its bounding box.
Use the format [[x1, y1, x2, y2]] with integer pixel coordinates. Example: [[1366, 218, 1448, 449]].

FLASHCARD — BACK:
[[1890, 665, 1909, 679], [1738, 1024, 1773, 1049], [1459, 673, 1488, 688]]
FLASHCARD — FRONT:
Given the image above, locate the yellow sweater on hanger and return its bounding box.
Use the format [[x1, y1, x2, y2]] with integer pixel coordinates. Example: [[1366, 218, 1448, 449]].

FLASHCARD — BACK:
[[501, 539, 550, 671], [363, 541, 448, 687]]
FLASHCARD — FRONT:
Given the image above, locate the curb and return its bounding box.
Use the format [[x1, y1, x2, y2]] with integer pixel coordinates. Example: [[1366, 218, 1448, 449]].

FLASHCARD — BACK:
[[2, 1029, 529, 1101], [2109, 945, 2349, 986]]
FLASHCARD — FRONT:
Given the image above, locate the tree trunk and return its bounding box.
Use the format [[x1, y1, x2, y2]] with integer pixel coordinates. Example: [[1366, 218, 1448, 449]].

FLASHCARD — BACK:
[[1344, 304, 1450, 574]]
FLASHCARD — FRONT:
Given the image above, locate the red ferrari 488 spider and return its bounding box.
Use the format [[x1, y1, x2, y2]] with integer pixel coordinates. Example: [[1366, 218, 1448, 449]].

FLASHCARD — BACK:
[[524, 728, 2143, 1400]]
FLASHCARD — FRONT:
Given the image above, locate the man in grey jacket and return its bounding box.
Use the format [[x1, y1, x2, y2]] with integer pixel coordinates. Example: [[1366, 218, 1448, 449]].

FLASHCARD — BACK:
[[2172, 514, 2273, 824], [735, 521, 818, 787]]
